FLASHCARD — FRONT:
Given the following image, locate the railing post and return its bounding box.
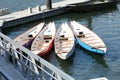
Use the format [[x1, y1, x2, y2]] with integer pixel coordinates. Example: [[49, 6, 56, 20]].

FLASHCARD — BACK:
[[29, 56, 39, 74]]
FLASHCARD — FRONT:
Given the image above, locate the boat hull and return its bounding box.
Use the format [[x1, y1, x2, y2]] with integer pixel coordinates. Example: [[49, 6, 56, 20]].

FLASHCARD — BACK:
[[66, 40, 75, 59], [38, 41, 54, 57], [14, 22, 44, 48], [31, 22, 56, 57], [55, 23, 75, 60], [76, 37, 105, 54], [57, 39, 75, 60]]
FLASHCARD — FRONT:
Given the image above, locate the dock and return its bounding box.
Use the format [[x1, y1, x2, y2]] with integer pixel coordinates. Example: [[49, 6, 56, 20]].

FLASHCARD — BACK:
[[0, 0, 89, 29], [0, 0, 117, 29]]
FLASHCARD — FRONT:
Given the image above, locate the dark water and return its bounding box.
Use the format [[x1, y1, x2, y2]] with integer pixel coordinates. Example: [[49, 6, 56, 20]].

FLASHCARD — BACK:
[[1, 0, 120, 80]]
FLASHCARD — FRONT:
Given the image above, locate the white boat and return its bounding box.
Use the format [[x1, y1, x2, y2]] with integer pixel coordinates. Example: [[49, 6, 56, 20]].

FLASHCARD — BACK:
[[31, 22, 56, 57], [14, 22, 44, 48], [54, 23, 75, 60], [70, 21, 107, 54]]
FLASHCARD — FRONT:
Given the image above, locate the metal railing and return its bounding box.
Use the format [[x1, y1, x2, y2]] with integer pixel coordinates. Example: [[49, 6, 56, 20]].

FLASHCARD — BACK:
[[0, 32, 75, 80]]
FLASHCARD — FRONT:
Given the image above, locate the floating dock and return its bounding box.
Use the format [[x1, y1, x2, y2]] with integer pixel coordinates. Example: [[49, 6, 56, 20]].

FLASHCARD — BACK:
[[0, 0, 117, 29], [0, 0, 89, 29]]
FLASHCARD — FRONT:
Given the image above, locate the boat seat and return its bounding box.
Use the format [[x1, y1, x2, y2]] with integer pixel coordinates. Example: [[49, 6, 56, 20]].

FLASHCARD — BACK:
[[60, 35, 65, 37], [80, 33, 91, 38], [43, 35, 52, 42], [44, 35, 52, 38], [45, 40, 49, 43], [77, 34, 85, 38], [44, 37, 52, 40], [60, 38, 68, 41], [79, 32, 83, 34], [28, 34, 33, 37]]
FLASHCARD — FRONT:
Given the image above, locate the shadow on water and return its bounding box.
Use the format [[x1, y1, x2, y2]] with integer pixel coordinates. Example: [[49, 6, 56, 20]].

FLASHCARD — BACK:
[[44, 48, 75, 74], [52, 49, 76, 74], [42, 48, 55, 60], [56, 55, 74, 74], [77, 45, 108, 68]]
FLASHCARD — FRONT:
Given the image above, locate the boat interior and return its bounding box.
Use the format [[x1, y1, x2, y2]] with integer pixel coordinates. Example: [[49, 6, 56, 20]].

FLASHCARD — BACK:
[[76, 31, 106, 49], [44, 35, 52, 43], [77, 31, 85, 38]]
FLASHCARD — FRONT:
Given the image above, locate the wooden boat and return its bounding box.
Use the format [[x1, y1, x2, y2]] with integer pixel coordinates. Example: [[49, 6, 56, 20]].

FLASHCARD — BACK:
[[31, 22, 56, 56], [14, 22, 44, 48], [54, 23, 75, 60], [70, 21, 107, 54]]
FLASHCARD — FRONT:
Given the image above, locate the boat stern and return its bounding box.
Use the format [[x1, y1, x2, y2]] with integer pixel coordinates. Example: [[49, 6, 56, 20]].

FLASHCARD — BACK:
[[76, 37, 106, 54], [57, 53, 68, 60]]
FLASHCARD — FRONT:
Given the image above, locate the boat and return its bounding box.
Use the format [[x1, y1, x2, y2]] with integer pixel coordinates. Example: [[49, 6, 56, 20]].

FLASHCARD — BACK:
[[31, 22, 56, 56], [70, 21, 107, 54], [67, 0, 117, 12], [14, 22, 45, 48], [54, 23, 75, 60]]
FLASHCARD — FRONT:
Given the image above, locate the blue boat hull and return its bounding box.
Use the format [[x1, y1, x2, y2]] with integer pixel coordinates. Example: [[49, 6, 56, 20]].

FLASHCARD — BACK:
[[76, 37, 105, 54]]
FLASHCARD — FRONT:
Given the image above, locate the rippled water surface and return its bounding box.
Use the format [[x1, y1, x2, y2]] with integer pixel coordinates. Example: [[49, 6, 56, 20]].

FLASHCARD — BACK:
[[1, 0, 120, 80]]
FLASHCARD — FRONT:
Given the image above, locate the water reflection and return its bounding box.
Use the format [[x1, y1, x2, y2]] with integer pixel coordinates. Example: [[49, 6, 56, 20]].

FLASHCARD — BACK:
[[45, 49, 75, 75], [56, 52, 75, 74], [86, 16, 93, 30], [80, 47, 108, 68]]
